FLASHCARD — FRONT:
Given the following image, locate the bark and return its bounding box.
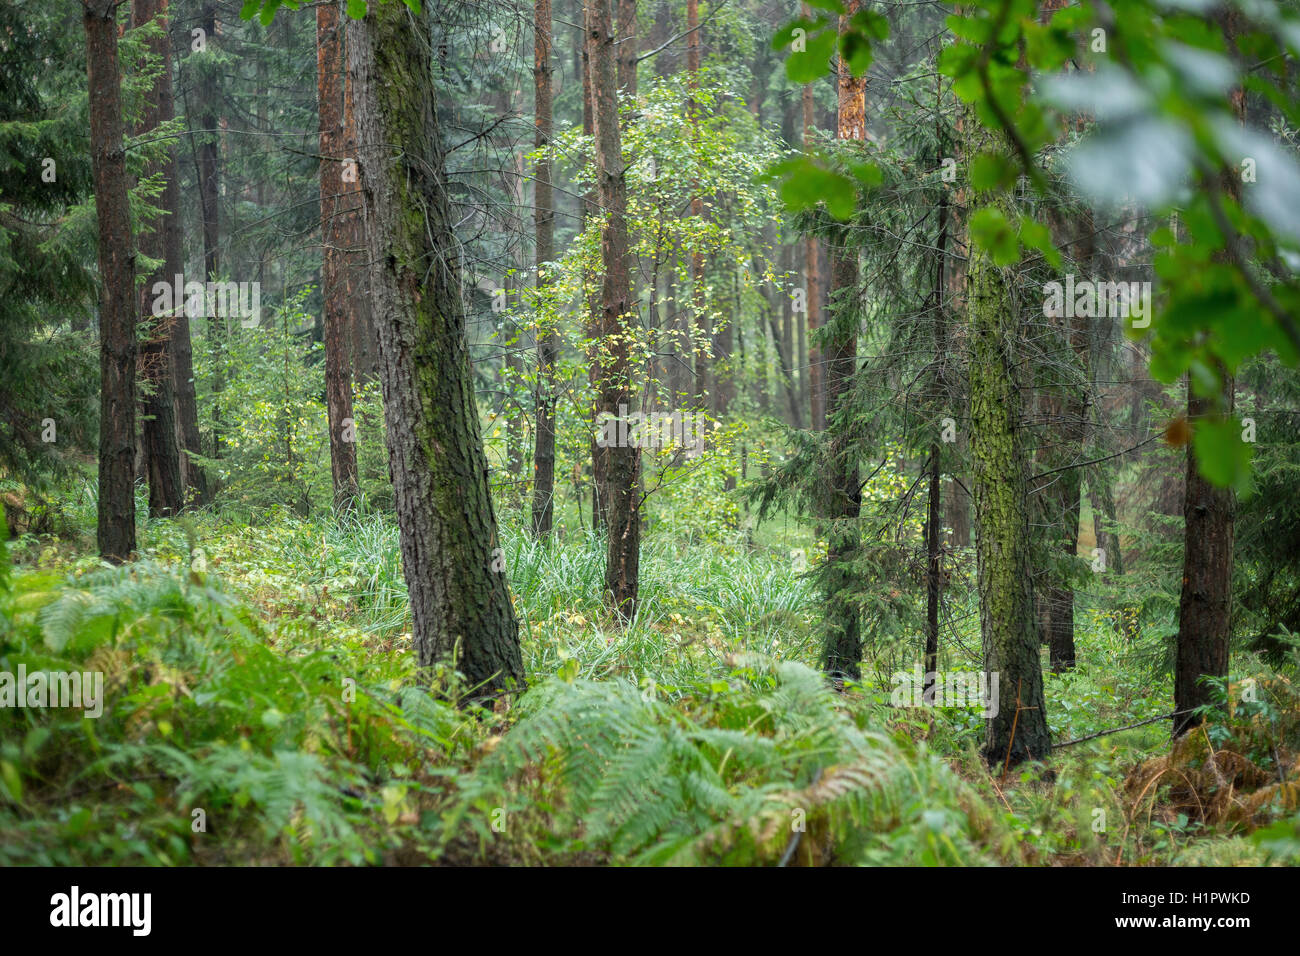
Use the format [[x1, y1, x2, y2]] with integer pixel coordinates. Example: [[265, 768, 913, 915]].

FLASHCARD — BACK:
[[196, 0, 223, 459], [587, 0, 641, 620], [925, 444, 942, 686], [133, 0, 185, 518], [531, 0, 558, 536], [1173, 8, 1243, 737], [343, 32, 379, 385], [349, 1, 523, 697], [801, 3, 823, 431], [780, 241, 795, 425], [687, 0, 709, 411], [968, 188, 1051, 767], [617, 0, 637, 97], [821, 1, 863, 680], [86, 0, 137, 562], [318, 0, 359, 510], [582, 12, 609, 530]]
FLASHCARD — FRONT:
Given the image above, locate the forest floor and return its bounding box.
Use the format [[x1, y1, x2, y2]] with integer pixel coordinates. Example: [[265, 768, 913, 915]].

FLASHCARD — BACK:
[[1, 495, 1297, 866]]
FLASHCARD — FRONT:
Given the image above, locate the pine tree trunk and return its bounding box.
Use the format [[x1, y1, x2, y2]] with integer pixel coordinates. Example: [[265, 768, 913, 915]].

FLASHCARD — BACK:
[[342, 54, 378, 385], [925, 443, 942, 684], [349, 1, 523, 697], [318, 0, 359, 511], [587, 0, 641, 620], [617, 0, 637, 96], [1175, 378, 1235, 735], [531, 0, 558, 536], [1173, 9, 1242, 738], [195, 0, 223, 461], [821, 0, 863, 680], [133, 0, 185, 518], [800, 3, 823, 431], [968, 189, 1051, 767], [85, 0, 137, 562], [581, 14, 609, 530], [687, 0, 709, 412]]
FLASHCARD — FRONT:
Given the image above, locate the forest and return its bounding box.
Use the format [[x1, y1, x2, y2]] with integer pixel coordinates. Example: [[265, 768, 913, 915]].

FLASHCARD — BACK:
[[1, 0, 1299, 875]]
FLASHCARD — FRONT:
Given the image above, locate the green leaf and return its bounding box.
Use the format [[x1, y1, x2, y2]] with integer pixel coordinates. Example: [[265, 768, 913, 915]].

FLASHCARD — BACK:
[[970, 207, 1020, 266], [772, 157, 859, 220], [1192, 416, 1253, 490], [785, 28, 837, 83], [969, 152, 1017, 191], [1019, 216, 1062, 270]]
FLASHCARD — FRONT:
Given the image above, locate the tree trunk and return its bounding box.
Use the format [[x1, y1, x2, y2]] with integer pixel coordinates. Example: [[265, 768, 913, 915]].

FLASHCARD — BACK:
[[1175, 376, 1235, 735], [821, 1, 863, 680], [349, 0, 523, 697], [801, 4, 823, 431], [531, 0, 558, 536], [968, 187, 1051, 767], [86, 0, 137, 562], [925, 443, 942, 686], [617, 0, 637, 97], [195, 0, 223, 461], [587, 0, 641, 620], [343, 51, 378, 386], [318, 0, 359, 511], [582, 13, 609, 530], [133, 0, 185, 518], [687, 0, 709, 411], [1173, 10, 1243, 737]]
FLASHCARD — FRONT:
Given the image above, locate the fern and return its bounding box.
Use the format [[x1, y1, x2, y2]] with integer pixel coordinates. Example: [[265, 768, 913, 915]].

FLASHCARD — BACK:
[[467, 657, 1016, 865]]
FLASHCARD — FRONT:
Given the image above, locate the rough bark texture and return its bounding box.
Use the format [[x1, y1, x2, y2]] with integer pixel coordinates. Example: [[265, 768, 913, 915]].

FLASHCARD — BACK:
[[196, 0, 223, 459], [1174, 378, 1236, 735], [617, 0, 637, 97], [821, 1, 863, 680], [531, 0, 558, 536], [133, 0, 185, 518], [968, 188, 1051, 767], [588, 0, 641, 620], [343, 55, 379, 385], [1173, 10, 1242, 737], [925, 444, 942, 683], [687, 0, 709, 411], [86, 0, 137, 562], [581, 14, 609, 530], [349, 1, 523, 696], [318, 0, 359, 510], [800, 3, 822, 431]]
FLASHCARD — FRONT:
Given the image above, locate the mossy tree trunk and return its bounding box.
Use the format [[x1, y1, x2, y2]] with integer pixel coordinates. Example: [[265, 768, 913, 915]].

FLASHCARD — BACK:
[[967, 190, 1051, 767], [349, 1, 523, 697]]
